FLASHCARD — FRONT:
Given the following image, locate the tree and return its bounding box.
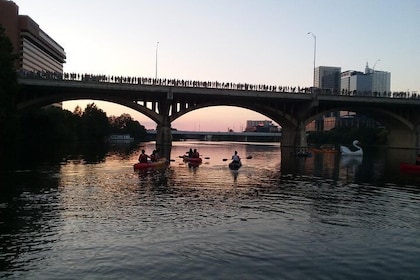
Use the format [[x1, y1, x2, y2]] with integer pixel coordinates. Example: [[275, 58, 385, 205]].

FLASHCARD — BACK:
[[80, 103, 110, 141], [0, 25, 18, 170], [109, 113, 147, 140]]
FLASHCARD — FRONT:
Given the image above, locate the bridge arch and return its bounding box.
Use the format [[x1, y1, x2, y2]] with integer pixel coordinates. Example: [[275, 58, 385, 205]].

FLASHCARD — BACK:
[[18, 95, 163, 125], [306, 106, 417, 148], [169, 100, 298, 129]]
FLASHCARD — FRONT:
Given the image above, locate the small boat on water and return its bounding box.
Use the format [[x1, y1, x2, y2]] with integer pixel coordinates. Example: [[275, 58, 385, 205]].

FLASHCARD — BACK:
[[291, 150, 312, 157], [311, 144, 338, 154], [400, 162, 420, 174], [133, 158, 167, 170], [228, 161, 242, 170], [183, 156, 203, 164]]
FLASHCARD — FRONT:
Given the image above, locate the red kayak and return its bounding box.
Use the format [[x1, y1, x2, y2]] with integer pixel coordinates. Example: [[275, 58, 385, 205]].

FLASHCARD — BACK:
[[400, 162, 420, 174], [133, 158, 167, 170], [183, 156, 202, 164]]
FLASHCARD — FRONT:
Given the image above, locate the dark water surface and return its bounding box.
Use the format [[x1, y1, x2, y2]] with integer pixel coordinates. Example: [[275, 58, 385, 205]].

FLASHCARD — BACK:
[[1, 141, 419, 279]]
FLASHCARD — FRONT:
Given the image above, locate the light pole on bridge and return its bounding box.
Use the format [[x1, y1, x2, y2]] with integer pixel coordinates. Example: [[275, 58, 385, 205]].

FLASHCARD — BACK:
[[155, 41, 159, 79], [307, 32, 316, 88]]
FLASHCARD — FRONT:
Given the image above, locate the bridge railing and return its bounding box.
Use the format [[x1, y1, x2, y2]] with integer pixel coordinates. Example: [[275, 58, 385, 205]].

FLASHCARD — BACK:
[[17, 69, 418, 99]]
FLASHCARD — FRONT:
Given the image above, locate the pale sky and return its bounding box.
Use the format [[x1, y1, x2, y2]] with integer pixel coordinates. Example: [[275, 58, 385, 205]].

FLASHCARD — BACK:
[[14, 0, 420, 131]]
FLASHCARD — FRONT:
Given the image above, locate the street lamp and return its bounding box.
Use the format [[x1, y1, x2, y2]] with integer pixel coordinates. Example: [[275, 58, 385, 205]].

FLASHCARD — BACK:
[[155, 41, 159, 79], [307, 32, 316, 87]]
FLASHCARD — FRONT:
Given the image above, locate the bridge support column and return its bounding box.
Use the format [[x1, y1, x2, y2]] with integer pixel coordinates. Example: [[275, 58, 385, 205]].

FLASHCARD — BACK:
[[388, 127, 417, 149], [281, 122, 307, 148], [156, 90, 173, 160], [156, 122, 172, 160], [296, 121, 308, 148]]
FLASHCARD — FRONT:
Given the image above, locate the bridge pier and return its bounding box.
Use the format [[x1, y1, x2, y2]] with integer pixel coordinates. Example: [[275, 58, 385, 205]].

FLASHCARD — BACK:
[[156, 92, 174, 160], [387, 126, 418, 149], [156, 123, 172, 160], [280, 122, 307, 149]]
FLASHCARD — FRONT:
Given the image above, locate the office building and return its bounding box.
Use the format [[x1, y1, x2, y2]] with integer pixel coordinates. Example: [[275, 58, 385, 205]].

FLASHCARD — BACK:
[[0, 0, 66, 107], [0, 0, 66, 73], [315, 66, 341, 94], [341, 63, 391, 95]]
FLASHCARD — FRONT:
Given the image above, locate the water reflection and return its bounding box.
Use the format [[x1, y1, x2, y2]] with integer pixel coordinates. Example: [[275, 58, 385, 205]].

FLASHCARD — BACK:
[[2, 141, 420, 279], [0, 168, 62, 272]]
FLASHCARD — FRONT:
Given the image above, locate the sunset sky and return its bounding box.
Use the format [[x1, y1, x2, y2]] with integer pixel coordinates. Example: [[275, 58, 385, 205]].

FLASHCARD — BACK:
[[14, 0, 420, 131]]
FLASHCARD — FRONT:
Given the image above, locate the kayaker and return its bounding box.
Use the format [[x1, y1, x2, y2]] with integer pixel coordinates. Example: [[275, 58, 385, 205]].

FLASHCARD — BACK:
[[188, 148, 193, 158], [138, 150, 150, 163], [150, 150, 158, 162], [193, 149, 200, 158], [231, 150, 241, 163]]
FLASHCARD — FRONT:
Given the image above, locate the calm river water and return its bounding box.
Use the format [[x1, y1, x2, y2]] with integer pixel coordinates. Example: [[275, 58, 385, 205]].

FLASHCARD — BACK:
[[1, 141, 420, 279]]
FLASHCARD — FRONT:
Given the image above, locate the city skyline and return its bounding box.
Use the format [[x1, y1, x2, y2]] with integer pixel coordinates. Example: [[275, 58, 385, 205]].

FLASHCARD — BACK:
[[13, 0, 420, 131]]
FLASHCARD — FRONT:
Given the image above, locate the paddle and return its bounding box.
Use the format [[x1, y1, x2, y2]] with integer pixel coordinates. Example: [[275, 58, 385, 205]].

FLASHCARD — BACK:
[[224, 155, 251, 161]]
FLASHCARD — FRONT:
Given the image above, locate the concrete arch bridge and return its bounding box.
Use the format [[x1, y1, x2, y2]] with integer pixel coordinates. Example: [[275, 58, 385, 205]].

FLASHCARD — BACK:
[[17, 76, 420, 158]]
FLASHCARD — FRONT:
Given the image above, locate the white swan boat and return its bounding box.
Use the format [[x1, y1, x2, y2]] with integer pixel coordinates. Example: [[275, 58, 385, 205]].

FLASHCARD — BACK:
[[340, 140, 363, 156]]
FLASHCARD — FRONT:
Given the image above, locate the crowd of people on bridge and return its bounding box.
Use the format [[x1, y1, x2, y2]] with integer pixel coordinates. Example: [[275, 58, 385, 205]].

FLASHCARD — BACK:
[[17, 69, 418, 99]]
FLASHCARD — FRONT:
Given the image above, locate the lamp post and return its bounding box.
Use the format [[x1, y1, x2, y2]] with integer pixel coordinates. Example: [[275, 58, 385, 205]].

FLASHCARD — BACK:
[[307, 32, 316, 87], [155, 41, 159, 79]]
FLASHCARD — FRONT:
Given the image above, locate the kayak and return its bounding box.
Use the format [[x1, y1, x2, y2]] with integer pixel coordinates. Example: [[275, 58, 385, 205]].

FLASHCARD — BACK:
[[133, 158, 167, 170], [229, 161, 242, 170], [187, 161, 202, 168], [400, 162, 420, 174], [183, 156, 203, 164], [311, 144, 338, 154], [311, 148, 338, 154]]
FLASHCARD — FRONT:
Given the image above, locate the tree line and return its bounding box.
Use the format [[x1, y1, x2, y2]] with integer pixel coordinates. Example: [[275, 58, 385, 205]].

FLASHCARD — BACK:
[[18, 104, 148, 144]]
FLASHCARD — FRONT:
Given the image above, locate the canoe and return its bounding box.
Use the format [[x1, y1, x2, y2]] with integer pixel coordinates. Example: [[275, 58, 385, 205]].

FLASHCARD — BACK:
[[183, 156, 203, 164], [400, 162, 420, 173], [229, 161, 242, 170], [133, 158, 167, 170]]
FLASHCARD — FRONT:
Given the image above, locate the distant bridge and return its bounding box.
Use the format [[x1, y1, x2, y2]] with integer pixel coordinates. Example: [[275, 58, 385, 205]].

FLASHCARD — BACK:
[[147, 130, 282, 142], [17, 72, 420, 157]]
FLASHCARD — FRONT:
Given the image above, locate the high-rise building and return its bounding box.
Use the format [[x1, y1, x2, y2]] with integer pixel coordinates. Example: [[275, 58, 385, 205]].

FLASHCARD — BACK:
[[341, 63, 391, 95], [0, 0, 66, 108], [340, 70, 371, 94], [0, 0, 66, 73], [315, 66, 341, 94]]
